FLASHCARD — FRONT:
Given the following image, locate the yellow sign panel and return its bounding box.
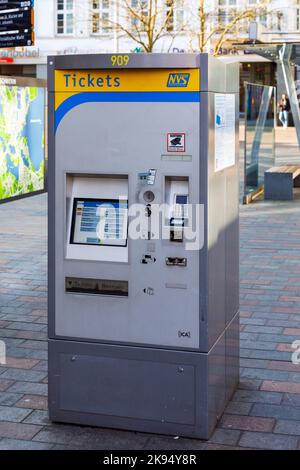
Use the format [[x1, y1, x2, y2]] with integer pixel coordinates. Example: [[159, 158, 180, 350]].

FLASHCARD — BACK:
[[55, 69, 200, 109]]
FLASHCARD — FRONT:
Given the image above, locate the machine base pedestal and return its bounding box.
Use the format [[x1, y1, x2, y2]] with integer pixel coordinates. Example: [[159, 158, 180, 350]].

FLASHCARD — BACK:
[[49, 312, 239, 440]]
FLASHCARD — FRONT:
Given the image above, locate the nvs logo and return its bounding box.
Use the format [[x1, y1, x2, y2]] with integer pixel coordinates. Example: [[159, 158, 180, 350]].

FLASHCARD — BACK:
[[167, 73, 190, 88]]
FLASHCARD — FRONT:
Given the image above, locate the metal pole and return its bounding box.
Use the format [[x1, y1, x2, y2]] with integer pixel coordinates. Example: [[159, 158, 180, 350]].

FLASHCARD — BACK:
[[278, 43, 300, 148]]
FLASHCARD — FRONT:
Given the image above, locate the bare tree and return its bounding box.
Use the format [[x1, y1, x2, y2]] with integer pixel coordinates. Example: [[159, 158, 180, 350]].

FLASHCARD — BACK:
[[90, 0, 187, 53], [192, 0, 275, 55], [89, 1, 277, 54]]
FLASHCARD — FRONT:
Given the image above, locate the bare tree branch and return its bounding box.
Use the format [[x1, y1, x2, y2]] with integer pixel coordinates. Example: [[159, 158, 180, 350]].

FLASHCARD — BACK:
[[214, 10, 256, 55], [87, 0, 278, 54], [89, 0, 177, 52], [189, 0, 275, 55]]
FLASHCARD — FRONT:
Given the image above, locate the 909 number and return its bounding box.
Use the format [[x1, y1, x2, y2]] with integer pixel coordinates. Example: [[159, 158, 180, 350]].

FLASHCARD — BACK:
[[111, 55, 130, 67]]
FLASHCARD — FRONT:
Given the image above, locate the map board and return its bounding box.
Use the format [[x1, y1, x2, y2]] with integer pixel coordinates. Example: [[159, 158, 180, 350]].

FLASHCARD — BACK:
[[0, 80, 45, 202]]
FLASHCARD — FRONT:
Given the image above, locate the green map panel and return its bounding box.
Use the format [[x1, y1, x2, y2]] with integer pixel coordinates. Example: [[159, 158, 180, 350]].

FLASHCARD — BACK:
[[0, 86, 45, 201]]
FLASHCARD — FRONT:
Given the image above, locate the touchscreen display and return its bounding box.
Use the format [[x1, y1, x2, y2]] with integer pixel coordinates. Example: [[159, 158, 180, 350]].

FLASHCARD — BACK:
[[70, 198, 128, 247]]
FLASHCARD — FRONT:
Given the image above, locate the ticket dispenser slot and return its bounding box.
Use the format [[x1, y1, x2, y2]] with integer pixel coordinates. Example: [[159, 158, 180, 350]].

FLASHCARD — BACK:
[[165, 177, 189, 243], [65, 277, 128, 297]]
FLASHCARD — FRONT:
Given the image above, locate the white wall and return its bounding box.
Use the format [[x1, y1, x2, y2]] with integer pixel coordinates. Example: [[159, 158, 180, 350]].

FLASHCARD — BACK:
[[35, 0, 55, 38]]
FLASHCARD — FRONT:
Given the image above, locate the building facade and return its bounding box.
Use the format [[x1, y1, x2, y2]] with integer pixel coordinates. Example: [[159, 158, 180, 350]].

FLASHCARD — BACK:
[[0, 1, 299, 88]]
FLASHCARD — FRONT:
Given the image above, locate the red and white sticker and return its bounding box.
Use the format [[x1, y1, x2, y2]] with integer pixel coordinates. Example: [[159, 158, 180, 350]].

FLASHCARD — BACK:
[[167, 133, 186, 153]]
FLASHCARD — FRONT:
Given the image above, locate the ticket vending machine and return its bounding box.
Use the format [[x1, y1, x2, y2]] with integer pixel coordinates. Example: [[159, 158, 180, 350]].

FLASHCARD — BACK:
[[48, 54, 239, 439]]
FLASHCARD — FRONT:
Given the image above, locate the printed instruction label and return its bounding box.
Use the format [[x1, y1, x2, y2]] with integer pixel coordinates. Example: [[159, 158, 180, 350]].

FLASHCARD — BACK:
[[215, 94, 236, 172], [138, 169, 157, 185], [167, 133, 186, 153]]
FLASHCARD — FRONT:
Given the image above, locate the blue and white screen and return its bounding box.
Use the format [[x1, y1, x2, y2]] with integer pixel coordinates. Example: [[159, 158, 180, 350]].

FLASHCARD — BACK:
[[71, 199, 128, 247]]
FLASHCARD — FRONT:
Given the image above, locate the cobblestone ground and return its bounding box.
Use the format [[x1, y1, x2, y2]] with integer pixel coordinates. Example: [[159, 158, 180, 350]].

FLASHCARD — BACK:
[[0, 191, 300, 450]]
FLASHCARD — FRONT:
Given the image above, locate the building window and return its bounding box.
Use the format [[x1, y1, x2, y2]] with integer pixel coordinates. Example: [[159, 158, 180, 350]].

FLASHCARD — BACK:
[[57, 0, 74, 35], [218, 8, 227, 25], [166, 0, 185, 32], [297, 0, 300, 30], [217, 0, 237, 26], [259, 8, 267, 27], [218, 0, 237, 5], [130, 0, 148, 31], [91, 0, 111, 34]]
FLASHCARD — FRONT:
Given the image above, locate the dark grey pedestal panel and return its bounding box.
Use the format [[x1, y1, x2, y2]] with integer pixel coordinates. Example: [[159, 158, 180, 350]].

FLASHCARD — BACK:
[[49, 313, 238, 439]]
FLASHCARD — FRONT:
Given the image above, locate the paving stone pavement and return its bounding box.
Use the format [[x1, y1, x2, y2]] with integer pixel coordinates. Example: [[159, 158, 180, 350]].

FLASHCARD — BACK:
[[0, 191, 300, 450]]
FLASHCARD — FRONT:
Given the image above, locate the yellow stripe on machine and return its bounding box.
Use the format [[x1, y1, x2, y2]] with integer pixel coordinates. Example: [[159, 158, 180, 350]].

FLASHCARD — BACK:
[[55, 69, 200, 110]]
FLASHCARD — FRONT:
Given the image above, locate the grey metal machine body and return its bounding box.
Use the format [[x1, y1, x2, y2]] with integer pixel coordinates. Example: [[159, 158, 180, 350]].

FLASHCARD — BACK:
[[48, 53, 239, 439]]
